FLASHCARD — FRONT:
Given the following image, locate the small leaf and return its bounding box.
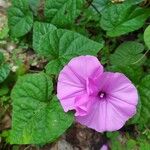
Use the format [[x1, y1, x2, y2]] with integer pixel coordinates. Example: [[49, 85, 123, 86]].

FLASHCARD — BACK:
[[10, 73, 73, 144], [100, 3, 150, 37], [144, 25, 150, 49], [8, 0, 33, 37], [0, 64, 10, 83], [110, 41, 145, 66], [44, 0, 85, 27], [138, 75, 150, 127], [33, 22, 104, 74]]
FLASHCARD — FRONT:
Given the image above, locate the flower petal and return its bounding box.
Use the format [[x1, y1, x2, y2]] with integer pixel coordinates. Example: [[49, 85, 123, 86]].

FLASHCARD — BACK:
[[76, 96, 137, 132], [99, 72, 138, 105], [75, 94, 94, 116], [76, 72, 138, 132], [100, 144, 108, 150], [66, 55, 103, 80], [106, 96, 136, 131], [57, 55, 103, 112], [76, 99, 107, 132]]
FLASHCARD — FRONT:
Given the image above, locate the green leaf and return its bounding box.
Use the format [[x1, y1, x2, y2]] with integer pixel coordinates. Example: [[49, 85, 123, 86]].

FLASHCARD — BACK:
[[129, 98, 141, 124], [44, 0, 85, 27], [45, 59, 63, 75], [33, 22, 104, 74], [0, 85, 9, 97], [107, 132, 122, 150], [0, 52, 4, 65], [122, 0, 144, 5], [0, 52, 10, 83], [44, 28, 103, 74], [108, 65, 143, 85], [29, 0, 40, 15], [125, 0, 144, 5], [144, 25, 150, 49], [126, 139, 136, 150], [139, 141, 150, 150], [33, 22, 57, 57], [0, 25, 9, 40], [92, 0, 143, 13], [92, 0, 111, 13], [138, 75, 150, 127], [8, 0, 33, 37], [0, 64, 10, 84], [106, 131, 119, 139], [0, 15, 9, 39], [0, 12, 8, 39], [100, 4, 150, 37], [10, 73, 73, 144], [110, 41, 145, 66]]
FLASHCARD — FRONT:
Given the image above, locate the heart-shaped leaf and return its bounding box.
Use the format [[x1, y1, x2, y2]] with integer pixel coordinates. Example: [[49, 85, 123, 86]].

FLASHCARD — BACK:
[[10, 73, 74, 144], [8, 0, 33, 37], [33, 22, 104, 74]]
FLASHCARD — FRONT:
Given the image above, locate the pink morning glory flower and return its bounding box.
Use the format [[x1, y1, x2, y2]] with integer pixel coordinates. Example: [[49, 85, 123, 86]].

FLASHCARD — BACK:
[[57, 56, 138, 132], [100, 144, 108, 150]]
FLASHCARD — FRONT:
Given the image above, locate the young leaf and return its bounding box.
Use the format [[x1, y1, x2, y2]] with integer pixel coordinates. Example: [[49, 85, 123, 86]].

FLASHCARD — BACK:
[[10, 73, 74, 144], [138, 75, 150, 127], [100, 4, 150, 37], [144, 25, 150, 49], [8, 0, 33, 37], [33, 22, 104, 74], [44, 0, 85, 27], [110, 41, 145, 66], [0, 64, 10, 84]]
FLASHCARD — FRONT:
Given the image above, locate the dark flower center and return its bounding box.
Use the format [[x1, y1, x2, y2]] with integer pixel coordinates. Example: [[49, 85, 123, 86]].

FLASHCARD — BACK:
[[98, 91, 106, 99]]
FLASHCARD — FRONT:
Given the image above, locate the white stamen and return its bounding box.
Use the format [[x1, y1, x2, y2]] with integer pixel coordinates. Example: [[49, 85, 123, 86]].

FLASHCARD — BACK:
[[99, 92, 105, 98]]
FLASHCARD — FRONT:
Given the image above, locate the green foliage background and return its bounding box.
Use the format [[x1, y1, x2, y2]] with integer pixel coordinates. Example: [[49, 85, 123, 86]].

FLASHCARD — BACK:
[[0, 0, 150, 149]]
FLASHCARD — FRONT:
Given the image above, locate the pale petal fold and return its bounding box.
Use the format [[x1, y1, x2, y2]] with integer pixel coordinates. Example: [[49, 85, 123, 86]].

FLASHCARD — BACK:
[[57, 56, 138, 132]]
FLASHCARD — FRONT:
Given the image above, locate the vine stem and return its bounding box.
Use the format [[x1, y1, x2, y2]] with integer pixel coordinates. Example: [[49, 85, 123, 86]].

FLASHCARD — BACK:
[[132, 50, 150, 65], [90, 3, 100, 14]]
